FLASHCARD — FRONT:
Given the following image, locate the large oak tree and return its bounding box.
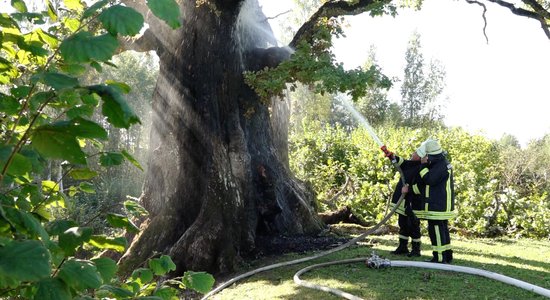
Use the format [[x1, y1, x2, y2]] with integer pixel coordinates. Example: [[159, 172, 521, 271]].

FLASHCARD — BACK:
[[117, 0, 550, 275]]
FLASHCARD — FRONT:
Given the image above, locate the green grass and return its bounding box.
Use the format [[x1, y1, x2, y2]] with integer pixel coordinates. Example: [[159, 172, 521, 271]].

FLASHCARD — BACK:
[[212, 234, 550, 300]]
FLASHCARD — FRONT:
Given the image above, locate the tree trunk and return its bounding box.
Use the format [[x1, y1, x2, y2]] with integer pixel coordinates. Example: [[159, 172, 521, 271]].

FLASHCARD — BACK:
[[119, 0, 324, 275]]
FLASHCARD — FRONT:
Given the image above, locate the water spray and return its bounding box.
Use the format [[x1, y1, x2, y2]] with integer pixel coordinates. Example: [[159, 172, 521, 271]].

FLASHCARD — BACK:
[[336, 94, 384, 148], [335, 94, 405, 182]]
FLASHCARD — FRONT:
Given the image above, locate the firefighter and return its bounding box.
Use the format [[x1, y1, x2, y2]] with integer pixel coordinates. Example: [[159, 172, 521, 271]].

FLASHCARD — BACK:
[[410, 139, 456, 263], [388, 151, 423, 257]]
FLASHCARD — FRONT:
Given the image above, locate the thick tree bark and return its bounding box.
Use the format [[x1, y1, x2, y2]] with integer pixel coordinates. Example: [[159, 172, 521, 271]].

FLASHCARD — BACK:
[[119, 0, 324, 275]]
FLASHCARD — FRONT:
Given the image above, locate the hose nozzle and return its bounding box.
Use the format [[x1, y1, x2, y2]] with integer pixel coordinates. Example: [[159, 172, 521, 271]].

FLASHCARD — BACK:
[[380, 145, 394, 159]]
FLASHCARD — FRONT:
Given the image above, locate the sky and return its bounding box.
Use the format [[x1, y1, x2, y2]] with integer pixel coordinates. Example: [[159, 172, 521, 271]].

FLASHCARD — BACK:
[[259, 0, 550, 147]]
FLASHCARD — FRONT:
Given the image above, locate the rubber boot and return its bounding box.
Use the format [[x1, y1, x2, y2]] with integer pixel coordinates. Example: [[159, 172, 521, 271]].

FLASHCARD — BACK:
[[407, 242, 421, 257], [425, 251, 442, 263], [391, 239, 409, 255], [443, 250, 453, 264]]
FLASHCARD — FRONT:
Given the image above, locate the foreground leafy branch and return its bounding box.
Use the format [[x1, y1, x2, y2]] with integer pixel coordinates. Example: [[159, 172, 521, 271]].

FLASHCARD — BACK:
[[0, 1, 213, 299]]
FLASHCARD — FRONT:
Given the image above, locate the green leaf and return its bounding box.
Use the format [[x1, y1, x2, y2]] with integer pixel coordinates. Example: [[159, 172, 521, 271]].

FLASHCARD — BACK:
[[9, 153, 32, 175], [122, 150, 144, 171], [146, 0, 181, 29], [35, 28, 58, 48], [98, 284, 134, 298], [58, 226, 93, 255], [0, 240, 51, 281], [59, 31, 118, 64], [182, 271, 215, 294], [82, 0, 109, 19], [100, 152, 124, 166], [79, 182, 95, 193], [0, 94, 19, 114], [149, 255, 176, 276], [89, 85, 140, 128], [131, 268, 153, 284], [99, 5, 144, 36], [18, 39, 49, 57], [106, 80, 131, 94], [10, 85, 31, 98], [11, 0, 28, 13], [0, 151, 32, 176], [58, 88, 80, 106], [106, 213, 139, 233], [82, 93, 100, 106], [41, 71, 79, 90], [32, 123, 86, 165], [19, 210, 49, 241], [45, 219, 77, 236], [41, 180, 59, 192], [34, 278, 71, 300], [59, 63, 86, 75], [68, 168, 98, 180], [0, 13, 19, 29], [45, 240, 65, 266], [90, 61, 102, 72], [63, 0, 83, 12], [153, 286, 178, 300], [87, 235, 127, 252], [69, 117, 108, 140], [45, 0, 58, 21], [91, 257, 117, 283], [63, 17, 80, 32], [58, 259, 102, 290], [67, 104, 94, 118], [124, 200, 148, 217], [29, 91, 55, 111]]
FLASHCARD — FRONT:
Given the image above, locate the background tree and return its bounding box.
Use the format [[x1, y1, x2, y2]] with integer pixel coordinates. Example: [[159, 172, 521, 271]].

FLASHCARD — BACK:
[[70, 52, 158, 230], [355, 45, 392, 127], [400, 31, 446, 127]]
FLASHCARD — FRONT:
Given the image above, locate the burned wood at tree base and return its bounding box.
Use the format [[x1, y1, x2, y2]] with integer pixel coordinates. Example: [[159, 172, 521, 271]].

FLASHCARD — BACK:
[[318, 205, 370, 227], [252, 234, 350, 257]]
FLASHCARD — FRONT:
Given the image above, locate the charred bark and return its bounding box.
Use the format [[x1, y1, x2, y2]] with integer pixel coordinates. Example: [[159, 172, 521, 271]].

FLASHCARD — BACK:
[[119, 0, 324, 275]]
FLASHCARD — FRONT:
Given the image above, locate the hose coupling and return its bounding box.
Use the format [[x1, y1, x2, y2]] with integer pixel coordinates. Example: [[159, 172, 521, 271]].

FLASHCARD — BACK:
[[366, 251, 391, 269]]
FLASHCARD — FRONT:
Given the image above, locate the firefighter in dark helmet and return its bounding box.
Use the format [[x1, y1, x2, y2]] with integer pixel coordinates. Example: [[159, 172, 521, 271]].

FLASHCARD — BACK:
[[389, 151, 423, 257]]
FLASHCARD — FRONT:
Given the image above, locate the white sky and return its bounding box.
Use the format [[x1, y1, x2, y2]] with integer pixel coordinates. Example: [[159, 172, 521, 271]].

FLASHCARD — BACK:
[[260, 0, 550, 146]]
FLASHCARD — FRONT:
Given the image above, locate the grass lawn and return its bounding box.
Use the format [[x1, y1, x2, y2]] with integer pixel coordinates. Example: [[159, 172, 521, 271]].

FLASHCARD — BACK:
[[212, 233, 550, 300]]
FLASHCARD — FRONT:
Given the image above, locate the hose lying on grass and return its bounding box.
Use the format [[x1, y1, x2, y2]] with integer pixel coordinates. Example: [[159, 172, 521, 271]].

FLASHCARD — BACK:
[[293, 256, 550, 299]]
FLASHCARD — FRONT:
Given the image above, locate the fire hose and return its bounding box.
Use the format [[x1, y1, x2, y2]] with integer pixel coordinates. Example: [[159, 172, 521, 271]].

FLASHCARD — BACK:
[[293, 255, 550, 299]]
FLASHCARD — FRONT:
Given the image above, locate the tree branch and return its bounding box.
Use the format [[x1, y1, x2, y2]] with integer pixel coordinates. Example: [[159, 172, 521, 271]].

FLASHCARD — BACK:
[[483, 0, 550, 39], [289, 0, 393, 48], [465, 0, 489, 43], [118, 29, 161, 53]]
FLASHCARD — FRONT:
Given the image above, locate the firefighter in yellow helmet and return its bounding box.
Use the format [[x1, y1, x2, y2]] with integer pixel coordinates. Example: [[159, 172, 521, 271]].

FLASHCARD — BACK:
[[404, 138, 456, 263]]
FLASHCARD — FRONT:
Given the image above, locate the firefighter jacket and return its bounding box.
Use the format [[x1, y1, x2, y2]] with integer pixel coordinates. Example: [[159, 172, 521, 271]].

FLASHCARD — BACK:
[[390, 156, 422, 216], [412, 153, 456, 220]]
